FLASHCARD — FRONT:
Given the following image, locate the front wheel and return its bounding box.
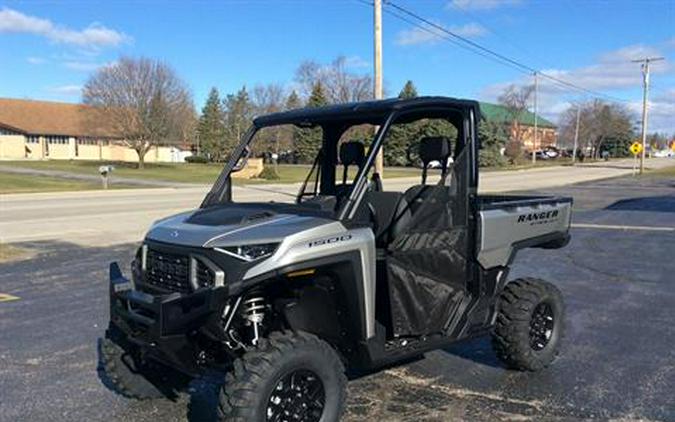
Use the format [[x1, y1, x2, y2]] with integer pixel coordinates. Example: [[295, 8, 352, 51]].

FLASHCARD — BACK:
[[217, 330, 347, 422], [99, 326, 189, 400], [492, 278, 565, 371]]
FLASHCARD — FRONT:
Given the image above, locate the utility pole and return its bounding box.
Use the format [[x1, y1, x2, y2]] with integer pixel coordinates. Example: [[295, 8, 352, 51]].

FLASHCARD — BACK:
[[374, 0, 384, 176], [532, 71, 538, 165], [572, 104, 580, 165], [632, 56, 664, 174]]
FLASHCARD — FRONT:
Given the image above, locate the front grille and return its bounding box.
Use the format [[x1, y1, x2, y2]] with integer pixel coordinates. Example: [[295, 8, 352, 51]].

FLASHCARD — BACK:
[[196, 261, 215, 288], [145, 249, 191, 293], [141, 247, 221, 293]]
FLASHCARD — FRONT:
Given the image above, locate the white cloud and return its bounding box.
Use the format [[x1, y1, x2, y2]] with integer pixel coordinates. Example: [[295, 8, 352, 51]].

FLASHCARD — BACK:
[[343, 55, 370, 69], [27, 56, 46, 65], [396, 26, 441, 46], [447, 0, 522, 11], [479, 43, 675, 132], [63, 60, 116, 72], [0, 7, 130, 48], [396, 22, 486, 46], [647, 89, 675, 133], [452, 23, 487, 37], [48, 84, 82, 96]]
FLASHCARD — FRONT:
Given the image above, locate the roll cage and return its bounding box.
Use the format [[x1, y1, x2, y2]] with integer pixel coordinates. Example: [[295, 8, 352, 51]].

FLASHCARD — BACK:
[[201, 96, 481, 222]]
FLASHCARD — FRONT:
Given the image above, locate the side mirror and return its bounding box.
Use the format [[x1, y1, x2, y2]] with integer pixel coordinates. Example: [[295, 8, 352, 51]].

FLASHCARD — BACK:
[[232, 146, 251, 172]]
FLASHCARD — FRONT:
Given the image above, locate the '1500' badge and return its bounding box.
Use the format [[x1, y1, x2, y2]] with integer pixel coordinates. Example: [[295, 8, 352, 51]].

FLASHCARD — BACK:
[[308, 234, 353, 248]]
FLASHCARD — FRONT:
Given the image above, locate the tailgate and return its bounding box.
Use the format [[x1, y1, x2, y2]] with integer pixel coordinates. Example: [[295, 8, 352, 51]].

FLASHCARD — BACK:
[[476, 196, 573, 269]]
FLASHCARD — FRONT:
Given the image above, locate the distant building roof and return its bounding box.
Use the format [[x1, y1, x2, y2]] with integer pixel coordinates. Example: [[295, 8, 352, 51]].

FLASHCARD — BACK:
[[0, 98, 119, 138], [479, 101, 557, 129]]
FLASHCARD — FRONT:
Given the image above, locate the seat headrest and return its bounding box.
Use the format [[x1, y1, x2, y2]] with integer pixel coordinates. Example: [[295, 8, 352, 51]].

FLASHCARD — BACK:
[[419, 137, 451, 164], [340, 141, 365, 167]]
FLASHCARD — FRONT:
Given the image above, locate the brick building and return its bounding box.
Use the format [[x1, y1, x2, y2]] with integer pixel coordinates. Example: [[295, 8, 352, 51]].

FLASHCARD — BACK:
[[479, 102, 557, 150], [0, 98, 192, 162]]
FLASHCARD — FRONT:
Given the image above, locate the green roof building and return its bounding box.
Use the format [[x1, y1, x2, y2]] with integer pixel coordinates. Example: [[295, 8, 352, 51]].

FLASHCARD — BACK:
[[478, 101, 558, 150]]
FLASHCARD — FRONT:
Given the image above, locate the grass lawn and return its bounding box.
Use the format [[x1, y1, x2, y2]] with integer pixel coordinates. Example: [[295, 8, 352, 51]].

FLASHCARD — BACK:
[[0, 244, 33, 263], [2, 160, 222, 184], [646, 164, 675, 177], [1, 160, 421, 185], [0, 172, 134, 194]]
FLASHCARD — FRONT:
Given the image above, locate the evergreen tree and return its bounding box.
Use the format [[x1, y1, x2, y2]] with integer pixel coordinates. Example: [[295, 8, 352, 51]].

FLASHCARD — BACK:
[[197, 87, 225, 161], [399, 80, 418, 99], [478, 120, 507, 167], [294, 82, 328, 163], [223, 86, 253, 159], [384, 81, 419, 166], [285, 90, 301, 110], [306, 82, 328, 107]]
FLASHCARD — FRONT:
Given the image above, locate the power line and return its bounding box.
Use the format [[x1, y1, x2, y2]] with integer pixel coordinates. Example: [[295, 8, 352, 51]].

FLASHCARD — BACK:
[[387, 1, 535, 73], [383, 1, 631, 104], [383, 7, 529, 74], [450, 1, 560, 72]]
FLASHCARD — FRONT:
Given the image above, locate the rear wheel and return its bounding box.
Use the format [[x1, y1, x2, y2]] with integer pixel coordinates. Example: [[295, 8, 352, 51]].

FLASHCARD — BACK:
[[217, 330, 347, 422], [492, 278, 565, 371]]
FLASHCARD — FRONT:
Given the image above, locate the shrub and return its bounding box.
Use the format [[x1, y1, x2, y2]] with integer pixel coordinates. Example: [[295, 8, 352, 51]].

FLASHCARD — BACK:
[[185, 155, 209, 164], [479, 147, 507, 168], [504, 140, 524, 164], [258, 165, 280, 180]]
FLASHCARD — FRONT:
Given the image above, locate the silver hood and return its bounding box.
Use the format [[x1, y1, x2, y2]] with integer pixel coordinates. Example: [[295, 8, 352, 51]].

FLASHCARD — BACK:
[[145, 208, 335, 248]]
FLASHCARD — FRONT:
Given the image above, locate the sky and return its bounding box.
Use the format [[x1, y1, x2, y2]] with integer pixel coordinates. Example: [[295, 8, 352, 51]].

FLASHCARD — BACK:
[[1, 0, 673, 133]]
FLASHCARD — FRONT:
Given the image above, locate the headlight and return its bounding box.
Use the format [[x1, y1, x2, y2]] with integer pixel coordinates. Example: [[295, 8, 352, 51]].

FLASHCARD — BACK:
[[218, 243, 279, 262]]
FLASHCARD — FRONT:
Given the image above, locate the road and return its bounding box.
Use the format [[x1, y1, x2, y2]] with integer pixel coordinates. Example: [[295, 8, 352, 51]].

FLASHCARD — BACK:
[[0, 174, 674, 421], [2, 158, 672, 246]]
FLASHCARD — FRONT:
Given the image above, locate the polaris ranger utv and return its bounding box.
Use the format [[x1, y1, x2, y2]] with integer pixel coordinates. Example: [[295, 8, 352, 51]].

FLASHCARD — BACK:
[[101, 97, 572, 421]]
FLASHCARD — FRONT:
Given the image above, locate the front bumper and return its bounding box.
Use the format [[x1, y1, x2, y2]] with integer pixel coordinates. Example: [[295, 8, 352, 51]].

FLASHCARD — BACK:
[[108, 262, 226, 376]]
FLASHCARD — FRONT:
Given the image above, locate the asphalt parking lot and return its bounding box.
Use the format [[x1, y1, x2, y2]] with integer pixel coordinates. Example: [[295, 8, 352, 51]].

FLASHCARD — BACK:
[[1, 174, 674, 422]]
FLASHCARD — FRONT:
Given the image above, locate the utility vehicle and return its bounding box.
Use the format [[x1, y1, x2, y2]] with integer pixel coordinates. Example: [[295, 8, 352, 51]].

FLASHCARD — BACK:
[[101, 97, 572, 421]]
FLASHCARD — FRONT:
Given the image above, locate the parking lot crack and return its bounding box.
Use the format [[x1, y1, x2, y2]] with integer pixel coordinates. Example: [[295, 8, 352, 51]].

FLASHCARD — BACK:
[[386, 367, 546, 412]]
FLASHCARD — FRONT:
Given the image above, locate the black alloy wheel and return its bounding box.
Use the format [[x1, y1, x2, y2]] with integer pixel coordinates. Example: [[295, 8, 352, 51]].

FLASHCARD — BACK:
[[266, 369, 325, 422], [529, 302, 555, 351], [491, 278, 565, 371], [218, 330, 347, 422]]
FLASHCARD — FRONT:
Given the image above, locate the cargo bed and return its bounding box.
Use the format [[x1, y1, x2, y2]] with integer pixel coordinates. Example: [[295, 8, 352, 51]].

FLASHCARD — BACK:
[[476, 195, 573, 269]]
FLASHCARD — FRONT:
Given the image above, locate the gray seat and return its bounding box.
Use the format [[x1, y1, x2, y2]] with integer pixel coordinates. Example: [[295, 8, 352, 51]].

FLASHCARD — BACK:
[[335, 141, 365, 199], [365, 191, 411, 247], [403, 136, 452, 213]]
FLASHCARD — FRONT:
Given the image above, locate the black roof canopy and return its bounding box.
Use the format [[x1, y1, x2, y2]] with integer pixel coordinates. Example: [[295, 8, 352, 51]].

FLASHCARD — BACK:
[[253, 96, 481, 128]]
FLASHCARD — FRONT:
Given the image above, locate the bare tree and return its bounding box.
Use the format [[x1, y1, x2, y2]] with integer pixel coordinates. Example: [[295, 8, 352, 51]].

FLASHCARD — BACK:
[[498, 84, 535, 144], [295, 56, 373, 104], [252, 83, 287, 156], [559, 100, 635, 158], [82, 57, 195, 168]]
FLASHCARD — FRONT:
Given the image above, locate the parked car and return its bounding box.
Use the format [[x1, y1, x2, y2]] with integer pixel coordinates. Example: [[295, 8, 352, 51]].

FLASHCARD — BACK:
[[653, 149, 674, 158]]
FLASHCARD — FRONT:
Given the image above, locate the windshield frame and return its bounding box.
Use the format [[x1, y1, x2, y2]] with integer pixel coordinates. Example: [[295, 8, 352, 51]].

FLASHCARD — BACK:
[[200, 101, 479, 220]]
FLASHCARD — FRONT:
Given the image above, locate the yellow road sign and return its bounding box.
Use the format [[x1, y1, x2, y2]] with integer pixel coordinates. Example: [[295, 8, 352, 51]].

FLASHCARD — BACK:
[[0, 293, 20, 303], [630, 142, 643, 155]]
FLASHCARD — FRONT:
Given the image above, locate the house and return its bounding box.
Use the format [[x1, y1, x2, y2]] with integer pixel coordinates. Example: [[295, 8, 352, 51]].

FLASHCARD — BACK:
[[479, 102, 557, 150], [0, 98, 192, 162]]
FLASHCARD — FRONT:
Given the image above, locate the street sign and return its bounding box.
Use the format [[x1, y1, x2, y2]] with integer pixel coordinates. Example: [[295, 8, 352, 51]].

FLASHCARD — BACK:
[[630, 142, 643, 155]]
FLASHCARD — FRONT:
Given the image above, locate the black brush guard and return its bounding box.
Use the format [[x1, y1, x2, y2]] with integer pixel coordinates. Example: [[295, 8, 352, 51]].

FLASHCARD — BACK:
[[108, 262, 226, 376]]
